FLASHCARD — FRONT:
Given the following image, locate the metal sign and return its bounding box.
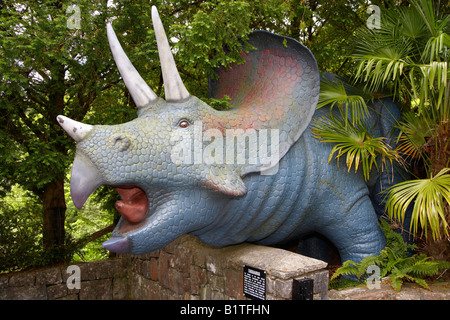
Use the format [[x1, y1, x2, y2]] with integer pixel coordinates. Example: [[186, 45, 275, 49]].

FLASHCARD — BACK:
[[243, 265, 266, 300]]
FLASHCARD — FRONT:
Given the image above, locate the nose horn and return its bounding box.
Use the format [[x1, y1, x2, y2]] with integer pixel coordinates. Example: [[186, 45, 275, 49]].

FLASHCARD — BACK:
[[56, 115, 93, 142]]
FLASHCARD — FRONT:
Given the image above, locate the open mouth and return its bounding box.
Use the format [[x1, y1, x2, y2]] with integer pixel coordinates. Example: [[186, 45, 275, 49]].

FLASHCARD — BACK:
[[99, 185, 149, 253], [113, 186, 149, 231], [69, 153, 150, 253]]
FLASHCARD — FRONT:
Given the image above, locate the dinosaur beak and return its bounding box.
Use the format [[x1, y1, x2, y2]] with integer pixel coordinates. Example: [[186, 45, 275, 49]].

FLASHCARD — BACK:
[[70, 152, 105, 209], [56, 115, 103, 208]]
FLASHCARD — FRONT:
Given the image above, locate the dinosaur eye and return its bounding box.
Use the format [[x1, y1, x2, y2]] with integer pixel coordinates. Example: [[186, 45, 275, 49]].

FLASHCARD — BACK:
[[178, 119, 190, 128]]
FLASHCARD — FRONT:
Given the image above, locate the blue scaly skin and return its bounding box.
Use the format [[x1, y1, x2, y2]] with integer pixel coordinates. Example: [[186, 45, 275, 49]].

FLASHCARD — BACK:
[[58, 8, 395, 263], [65, 101, 387, 262]]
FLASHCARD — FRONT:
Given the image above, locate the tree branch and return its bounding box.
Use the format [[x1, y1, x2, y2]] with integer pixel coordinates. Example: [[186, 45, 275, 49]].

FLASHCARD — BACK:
[[17, 108, 47, 143], [74, 223, 115, 247]]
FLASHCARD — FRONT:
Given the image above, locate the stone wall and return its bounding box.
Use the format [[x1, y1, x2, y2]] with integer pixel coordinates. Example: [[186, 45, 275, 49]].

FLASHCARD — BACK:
[[126, 235, 329, 300], [0, 257, 129, 300], [0, 235, 328, 300]]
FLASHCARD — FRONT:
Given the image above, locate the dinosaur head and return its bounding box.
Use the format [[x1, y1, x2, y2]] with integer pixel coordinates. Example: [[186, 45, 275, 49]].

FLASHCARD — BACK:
[[57, 6, 319, 254]]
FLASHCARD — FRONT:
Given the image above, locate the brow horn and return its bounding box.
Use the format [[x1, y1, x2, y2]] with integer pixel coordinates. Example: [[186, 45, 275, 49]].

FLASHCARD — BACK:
[[107, 23, 159, 109], [151, 6, 190, 102]]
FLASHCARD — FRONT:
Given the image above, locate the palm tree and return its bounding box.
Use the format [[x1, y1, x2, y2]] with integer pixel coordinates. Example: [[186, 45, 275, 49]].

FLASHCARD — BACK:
[[314, 0, 449, 249]]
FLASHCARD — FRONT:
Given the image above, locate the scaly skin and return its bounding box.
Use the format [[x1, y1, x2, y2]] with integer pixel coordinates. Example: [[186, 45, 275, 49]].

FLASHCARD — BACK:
[[68, 103, 388, 262], [58, 10, 394, 263]]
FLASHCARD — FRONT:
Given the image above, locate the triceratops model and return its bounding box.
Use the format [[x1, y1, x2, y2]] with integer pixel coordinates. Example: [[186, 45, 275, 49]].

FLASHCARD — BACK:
[[57, 7, 389, 263]]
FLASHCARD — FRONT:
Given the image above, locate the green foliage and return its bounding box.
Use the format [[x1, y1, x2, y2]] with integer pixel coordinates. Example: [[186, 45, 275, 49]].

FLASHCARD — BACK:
[[292, 0, 369, 75], [0, 187, 76, 273], [176, 1, 253, 74], [385, 168, 450, 240], [314, 0, 449, 243], [0, 189, 43, 273], [351, 0, 449, 181], [204, 96, 233, 111], [330, 220, 450, 291], [312, 111, 398, 181], [65, 185, 117, 262], [353, 0, 449, 117], [0, 183, 115, 273], [313, 76, 400, 181]]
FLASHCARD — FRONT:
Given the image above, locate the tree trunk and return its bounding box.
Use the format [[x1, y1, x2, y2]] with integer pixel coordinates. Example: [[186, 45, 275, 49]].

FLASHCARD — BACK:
[[289, 2, 301, 40], [42, 178, 66, 260]]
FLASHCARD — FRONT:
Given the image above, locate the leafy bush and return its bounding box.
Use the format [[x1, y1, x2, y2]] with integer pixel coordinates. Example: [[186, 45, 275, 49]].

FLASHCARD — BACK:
[[0, 190, 46, 273], [330, 220, 450, 291], [0, 185, 114, 273], [315, 0, 450, 243]]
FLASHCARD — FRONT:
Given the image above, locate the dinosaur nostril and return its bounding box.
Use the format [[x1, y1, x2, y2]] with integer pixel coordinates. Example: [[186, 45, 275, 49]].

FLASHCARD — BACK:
[[113, 135, 131, 151]]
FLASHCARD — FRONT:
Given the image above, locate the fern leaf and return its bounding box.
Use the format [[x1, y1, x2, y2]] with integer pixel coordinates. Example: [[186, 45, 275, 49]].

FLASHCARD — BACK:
[[412, 277, 431, 290], [357, 255, 382, 276], [390, 271, 406, 291], [410, 258, 449, 277], [330, 260, 360, 280]]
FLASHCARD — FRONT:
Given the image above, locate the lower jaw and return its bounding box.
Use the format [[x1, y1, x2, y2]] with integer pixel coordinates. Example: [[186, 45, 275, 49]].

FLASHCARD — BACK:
[[115, 216, 146, 234], [102, 236, 130, 253]]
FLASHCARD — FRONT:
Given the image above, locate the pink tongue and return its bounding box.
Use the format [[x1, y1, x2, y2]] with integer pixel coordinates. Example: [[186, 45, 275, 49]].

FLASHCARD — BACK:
[[114, 187, 148, 224]]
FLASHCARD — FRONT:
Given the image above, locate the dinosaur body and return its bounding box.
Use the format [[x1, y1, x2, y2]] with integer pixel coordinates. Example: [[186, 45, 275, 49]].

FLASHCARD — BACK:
[[191, 106, 386, 264], [57, 7, 393, 263]]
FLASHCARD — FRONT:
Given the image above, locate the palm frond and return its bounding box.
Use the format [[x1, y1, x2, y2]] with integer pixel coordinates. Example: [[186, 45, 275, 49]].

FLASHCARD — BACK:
[[409, 61, 448, 114], [351, 0, 449, 118], [384, 168, 450, 240], [317, 76, 370, 125], [312, 112, 399, 181], [353, 43, 413, 98], [410, 0, 446, 38], [395, 111, 434, 161], [422, 32, 450, 63]]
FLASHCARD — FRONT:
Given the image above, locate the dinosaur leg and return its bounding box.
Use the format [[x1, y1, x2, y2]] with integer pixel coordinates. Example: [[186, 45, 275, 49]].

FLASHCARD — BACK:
[[323, 195, 386, 263]]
